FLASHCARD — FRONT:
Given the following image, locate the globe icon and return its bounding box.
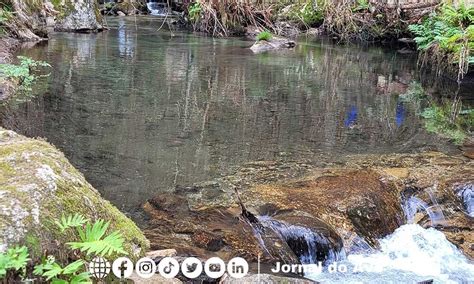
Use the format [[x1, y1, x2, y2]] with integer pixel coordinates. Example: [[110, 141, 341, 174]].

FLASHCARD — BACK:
[[88, 257, 111, 279]]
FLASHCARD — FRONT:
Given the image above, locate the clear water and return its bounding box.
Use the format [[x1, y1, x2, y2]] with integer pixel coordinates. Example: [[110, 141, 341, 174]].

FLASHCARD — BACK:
[[0, 17, 459, 216]]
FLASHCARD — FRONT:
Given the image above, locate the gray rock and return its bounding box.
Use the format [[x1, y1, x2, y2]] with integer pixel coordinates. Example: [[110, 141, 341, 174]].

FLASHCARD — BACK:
[[221, 273, 315, 284], [55, 0, 103, 32], [250, 37, 296, 53], [146, 249, 177, 259]]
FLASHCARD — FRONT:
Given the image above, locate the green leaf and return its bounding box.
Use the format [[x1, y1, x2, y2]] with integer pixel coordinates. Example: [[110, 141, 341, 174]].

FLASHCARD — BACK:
[[55, 214, 89, 232], [70, 272, 92, 284], [42, 262, 63, 280], [51, 279, 68, 284], [67, 220, 127, 257], [62, 260, 85, 275]]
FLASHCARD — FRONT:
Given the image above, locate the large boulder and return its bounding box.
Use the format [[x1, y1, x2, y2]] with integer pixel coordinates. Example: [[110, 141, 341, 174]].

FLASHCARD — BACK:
[[0, 128, 149, 259], [54, 0, 103, 32]]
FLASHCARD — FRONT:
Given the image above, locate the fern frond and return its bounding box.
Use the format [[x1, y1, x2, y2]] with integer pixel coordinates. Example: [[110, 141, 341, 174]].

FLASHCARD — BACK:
[[67, 220, 127, 257], [55, 214, 88, 232]]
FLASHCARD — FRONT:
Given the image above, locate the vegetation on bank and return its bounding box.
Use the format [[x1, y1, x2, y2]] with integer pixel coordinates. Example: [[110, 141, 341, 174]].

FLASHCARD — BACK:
[[400, 82, 473, 145], [0, 56, 50, 91], [1, 214, 127, 283], [409, 2, 473, 81], [257, 30, 272, 41]]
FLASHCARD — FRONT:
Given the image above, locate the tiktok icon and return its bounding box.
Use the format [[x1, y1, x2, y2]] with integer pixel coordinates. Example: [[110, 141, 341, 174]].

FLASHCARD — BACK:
[[158, 257, 180, 279]]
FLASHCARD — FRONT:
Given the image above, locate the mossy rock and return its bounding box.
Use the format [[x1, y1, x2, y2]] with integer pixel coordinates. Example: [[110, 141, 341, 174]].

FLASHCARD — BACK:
[[54, 0, 103, 32], [0, 128, 149, 260]]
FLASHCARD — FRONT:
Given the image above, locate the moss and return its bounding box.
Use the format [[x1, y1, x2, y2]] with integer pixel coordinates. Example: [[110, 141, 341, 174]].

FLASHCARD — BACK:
[[52, 0, 76, 20], [0, 128, 149, 262], [0, 161, 15, 183], [24, 233, 41, 258]]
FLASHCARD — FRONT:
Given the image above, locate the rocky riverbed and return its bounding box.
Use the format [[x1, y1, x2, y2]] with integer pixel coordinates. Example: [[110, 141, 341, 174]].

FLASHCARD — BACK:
[[143, 151, 473, 280]]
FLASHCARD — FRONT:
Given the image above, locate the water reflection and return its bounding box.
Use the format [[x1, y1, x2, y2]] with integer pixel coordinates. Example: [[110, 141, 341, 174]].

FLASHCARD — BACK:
[[0, 17, 459, 215], [118, 19, 135, 58]]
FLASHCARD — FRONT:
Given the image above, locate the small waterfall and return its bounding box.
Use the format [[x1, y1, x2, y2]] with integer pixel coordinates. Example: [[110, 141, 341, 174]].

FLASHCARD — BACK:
[[456, 183, 473, 217], [259, 216, 345, 265], [402, 187, 445, 226], [306, 224, 474, 283], [146, 1, 168, 16]]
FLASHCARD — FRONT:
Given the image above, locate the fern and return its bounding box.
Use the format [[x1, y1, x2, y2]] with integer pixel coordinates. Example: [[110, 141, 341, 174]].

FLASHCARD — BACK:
[[0, 246, 30, 279], [67, 220, 127, 257], [34, 257, 91, 283], [55, 214, 89, 232]]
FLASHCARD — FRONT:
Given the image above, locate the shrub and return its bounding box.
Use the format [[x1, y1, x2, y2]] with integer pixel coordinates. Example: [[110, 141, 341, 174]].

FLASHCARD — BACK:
[[0, 56, 50, 91], [285, 1, 324, 27], [0, 214, 128, 283], [0, 6, 13, 35], [409, 3, 474, 79], [188, 1, 202, 22], [0, 246, 30, 280], [257, 30, 272, 41]]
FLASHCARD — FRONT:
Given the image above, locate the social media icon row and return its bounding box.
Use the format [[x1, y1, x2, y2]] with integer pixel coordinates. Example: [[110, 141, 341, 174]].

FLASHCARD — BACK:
[[159, 256, 248, 279], [112, 257, 156, 279], [88, 257, 156, 280], [89, 256, 248, 280]]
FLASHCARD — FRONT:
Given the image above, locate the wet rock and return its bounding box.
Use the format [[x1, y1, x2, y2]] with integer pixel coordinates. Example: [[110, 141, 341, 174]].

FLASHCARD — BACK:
[[246, 170, 403, 248], [128, 272, 182, 284], [146, 249, 177, 259], [250, 37, 296, 53], [461, 138, 474, 159], [221, 273, 314, 284], [0, 128, 149, 259], [144, 151, 473, 263], [54, 0, 103, 32], [192, 230, 225, 251]]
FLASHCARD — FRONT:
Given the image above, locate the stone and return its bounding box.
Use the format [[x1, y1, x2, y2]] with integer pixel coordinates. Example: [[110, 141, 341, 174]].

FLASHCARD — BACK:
[[146, 249, 177, 259], [0, 128, 149, 259], [128, 272, 182, 284], [221, 273, 314, 284], [54, 0, 103, 32], [117, 11, 126, 17], [250, 37, 296, 53]]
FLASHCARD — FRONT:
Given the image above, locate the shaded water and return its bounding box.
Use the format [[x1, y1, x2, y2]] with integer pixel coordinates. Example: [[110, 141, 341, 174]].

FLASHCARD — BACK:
[[0, 17, 459, 216]]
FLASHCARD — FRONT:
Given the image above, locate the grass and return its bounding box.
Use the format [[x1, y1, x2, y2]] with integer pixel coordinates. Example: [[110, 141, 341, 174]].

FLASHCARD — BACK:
[[257, 30, 272, 41]]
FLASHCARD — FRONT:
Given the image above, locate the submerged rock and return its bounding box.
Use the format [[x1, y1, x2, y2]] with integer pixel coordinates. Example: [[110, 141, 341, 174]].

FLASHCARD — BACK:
[[0, 128, 149, 259], [250, 37, 296, 53], [54, 0, 103, 32]]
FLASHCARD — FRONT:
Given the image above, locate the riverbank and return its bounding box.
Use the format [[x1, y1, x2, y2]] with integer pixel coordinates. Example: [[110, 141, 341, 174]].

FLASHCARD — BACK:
[[176, 0, 472, 79]]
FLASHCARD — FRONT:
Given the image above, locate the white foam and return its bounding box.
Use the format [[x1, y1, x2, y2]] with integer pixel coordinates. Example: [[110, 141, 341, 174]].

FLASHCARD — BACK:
[[306, 224, 474, 283]]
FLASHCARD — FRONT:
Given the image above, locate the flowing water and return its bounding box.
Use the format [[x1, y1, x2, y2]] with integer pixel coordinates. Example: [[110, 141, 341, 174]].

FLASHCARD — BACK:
[[258, 216, 345, 265], [402, 187, 446, 226], [307, 224, 474, 283]]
